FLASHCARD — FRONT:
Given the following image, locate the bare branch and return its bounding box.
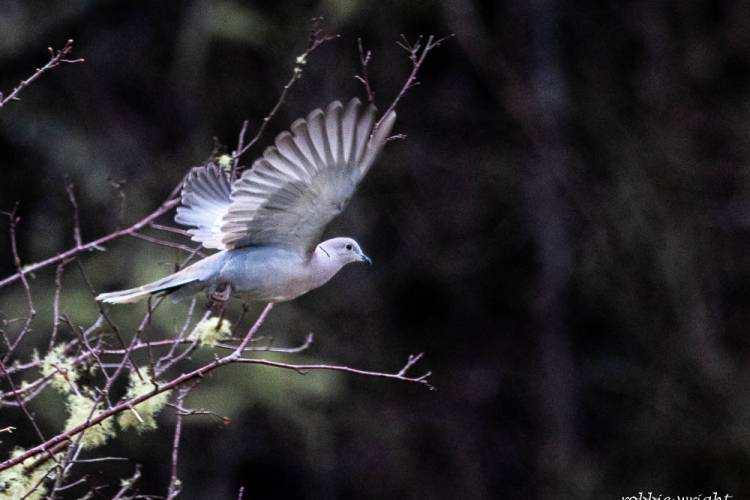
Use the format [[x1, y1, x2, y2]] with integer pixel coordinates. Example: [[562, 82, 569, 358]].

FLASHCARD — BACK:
[[149, 222, 191, 237], [108, 177, 128, 228], [112, 465, 141, 500], [48, 262, 66, 349], [65, 180, 83, 247], [129, 232, 206, 257], [232, 303, 274, 354], [166, 385, 195, 500], [386, 133, 408, 143], [216, 332, 314, 354], [230, 18, 338, 173], [0, 39, 84, 109], [0, 359, 49, 444], [375, 33, 454, 131], [2, 205, 36, 361], [236, 353, 434, 390], [155, 310, 210, 378], [354, 38, 376, 105], [0, 197, 179, 289], [0, 305, 432, 472]]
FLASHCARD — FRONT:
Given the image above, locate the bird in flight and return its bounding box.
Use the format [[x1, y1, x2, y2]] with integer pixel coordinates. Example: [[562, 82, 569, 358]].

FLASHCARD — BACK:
[[97, 98, 396, 304]]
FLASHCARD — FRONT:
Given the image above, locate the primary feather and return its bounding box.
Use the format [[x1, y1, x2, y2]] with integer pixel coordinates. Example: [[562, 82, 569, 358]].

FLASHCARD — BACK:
[[176, 98, 396, 254], [175, 164, 232, 250]]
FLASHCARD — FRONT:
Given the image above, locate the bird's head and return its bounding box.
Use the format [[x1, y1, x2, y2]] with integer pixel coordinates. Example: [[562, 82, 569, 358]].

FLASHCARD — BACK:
[[317, 237, 371, 266]]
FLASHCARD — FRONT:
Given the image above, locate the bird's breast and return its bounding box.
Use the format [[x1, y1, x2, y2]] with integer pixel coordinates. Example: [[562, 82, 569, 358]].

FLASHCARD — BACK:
[[218, 247, 319, 302]]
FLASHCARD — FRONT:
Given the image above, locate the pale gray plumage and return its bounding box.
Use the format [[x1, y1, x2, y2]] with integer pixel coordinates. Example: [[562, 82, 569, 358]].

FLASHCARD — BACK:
[[96, 98, 395, 305]]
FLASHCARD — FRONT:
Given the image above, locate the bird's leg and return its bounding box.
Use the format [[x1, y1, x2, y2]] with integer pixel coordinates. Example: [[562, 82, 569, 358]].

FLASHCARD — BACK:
[[209, 283, 232, 317]]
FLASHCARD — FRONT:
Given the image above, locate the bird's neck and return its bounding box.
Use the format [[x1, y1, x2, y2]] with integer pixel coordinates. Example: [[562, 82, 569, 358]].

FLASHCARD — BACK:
[[308, 245, 345, 289]]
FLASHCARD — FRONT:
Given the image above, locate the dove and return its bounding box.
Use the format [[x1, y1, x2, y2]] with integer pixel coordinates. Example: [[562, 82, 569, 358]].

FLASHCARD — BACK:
[[96, 98, 396, 304]]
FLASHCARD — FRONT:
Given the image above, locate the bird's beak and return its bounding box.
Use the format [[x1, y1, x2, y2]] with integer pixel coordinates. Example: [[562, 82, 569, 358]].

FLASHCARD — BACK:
[[360, 253, 372, 265]]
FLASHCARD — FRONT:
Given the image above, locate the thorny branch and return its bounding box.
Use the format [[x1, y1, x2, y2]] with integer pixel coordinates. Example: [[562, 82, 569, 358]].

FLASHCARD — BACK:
[[0, 39, 84, 109]]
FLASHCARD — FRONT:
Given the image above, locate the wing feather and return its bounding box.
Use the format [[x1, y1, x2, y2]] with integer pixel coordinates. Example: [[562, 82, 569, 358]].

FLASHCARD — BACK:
[[220, 98, 396, 252], [306, 109, 329, 169], [325, 101, 343, 166], [174, 164, 232, 249], [342, 99, 359, 166]]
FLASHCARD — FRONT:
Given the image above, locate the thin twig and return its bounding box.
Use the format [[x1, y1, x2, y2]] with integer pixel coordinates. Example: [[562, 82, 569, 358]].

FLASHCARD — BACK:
[[76, 260, 139, 383], [149, 222, 191, 237], [0, 305, 432, 472], [0, 39, 84, 109], [0, 331, 312, 405], [232, 303, 274, 354], [109, 177, 128, 228], [155, 309, 210, 378], [166, 384, 195, 500], [65, 180, 83, 247], [70, 456, 128, 464], [375, 33, 454, 131], [0, 197, 179, 289], [51, 476, 88, 492], [236, 352, 434, 390], [48, 262, 66, 349], [354, 38, 375, 105], [112, 465, 141, 500], [216, 332, 314, 353], [166, 402, 229, 424], [129, 232, 206, 256], [231, 17, 338, 170], [0, 359, 49, 444], [2, 205, 36, 361], [156, 298, 198, 374]]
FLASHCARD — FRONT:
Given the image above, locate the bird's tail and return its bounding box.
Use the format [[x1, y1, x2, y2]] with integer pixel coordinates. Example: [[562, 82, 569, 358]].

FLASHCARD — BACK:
[[96, 269, 200, 304]]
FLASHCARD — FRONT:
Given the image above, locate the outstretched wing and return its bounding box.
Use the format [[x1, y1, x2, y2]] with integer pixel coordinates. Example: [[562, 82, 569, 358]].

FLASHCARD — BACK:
[[174, 163, 232, 250], [220, 98, 396, 253]]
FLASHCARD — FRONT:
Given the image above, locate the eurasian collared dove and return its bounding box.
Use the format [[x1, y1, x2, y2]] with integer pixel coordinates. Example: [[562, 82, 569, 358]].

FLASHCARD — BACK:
[[96, 98, 396, 304]]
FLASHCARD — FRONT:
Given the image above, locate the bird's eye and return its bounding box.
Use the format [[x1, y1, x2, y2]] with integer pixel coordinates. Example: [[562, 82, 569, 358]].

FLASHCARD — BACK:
[[345, 244, 352, 251]]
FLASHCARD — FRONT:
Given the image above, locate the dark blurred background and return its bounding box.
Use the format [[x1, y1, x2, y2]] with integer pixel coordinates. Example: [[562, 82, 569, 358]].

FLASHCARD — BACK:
[[2, 0, 750, 498]]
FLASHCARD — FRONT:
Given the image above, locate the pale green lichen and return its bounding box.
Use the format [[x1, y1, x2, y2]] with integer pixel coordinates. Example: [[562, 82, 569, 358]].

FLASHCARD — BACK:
[[117, 371, 170, 432], [0, 448, 55, 500], [195, 316, 232, 348], [64, 394, 115, 450], [218, 154, 232, 172], [40, 344, 78, 393]]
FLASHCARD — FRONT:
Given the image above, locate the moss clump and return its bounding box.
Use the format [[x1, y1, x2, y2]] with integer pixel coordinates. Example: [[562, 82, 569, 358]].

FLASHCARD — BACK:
[[64, 394, 115, 449], [39, 344, 78, 393], [195, 316, 232, 348], [0, 448, 52, 500], [117, 371, 170, 432]]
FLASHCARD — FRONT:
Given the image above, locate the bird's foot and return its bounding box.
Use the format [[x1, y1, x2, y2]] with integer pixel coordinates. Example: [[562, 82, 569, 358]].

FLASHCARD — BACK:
[[209, 284, 232, 316]]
